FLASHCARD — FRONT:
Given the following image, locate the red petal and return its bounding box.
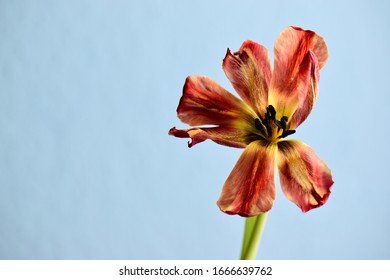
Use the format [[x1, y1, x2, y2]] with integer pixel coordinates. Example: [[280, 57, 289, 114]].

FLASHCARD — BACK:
[[169, 127, 249, 148], [177, 76, 255, 127], [217, 141, 277, 217], [269, 27, 328, 126], [277, 140, 334, 212], [289, 51, 320, 128], [222, 41, 272, 116]]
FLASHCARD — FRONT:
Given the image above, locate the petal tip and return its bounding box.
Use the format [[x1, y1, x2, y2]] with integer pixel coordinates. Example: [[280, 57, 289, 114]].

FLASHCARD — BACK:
[[217, 201, 268, 217], [168, 127, 188, 138]]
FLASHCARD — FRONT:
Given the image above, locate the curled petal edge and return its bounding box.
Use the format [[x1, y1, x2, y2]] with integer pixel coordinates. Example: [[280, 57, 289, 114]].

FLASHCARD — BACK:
[[169, 127, 248, 148]]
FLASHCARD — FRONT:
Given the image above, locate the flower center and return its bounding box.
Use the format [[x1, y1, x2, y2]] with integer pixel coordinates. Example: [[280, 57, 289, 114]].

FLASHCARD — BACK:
[[254, 105, 296, 141]]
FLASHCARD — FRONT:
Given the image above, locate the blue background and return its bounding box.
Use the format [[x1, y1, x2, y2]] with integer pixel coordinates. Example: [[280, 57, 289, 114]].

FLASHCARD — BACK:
[[0, 0, 389, 259]]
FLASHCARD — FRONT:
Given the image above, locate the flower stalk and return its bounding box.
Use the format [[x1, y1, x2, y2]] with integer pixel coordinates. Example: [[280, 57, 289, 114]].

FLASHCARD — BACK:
[[240, 213, 268, 260]]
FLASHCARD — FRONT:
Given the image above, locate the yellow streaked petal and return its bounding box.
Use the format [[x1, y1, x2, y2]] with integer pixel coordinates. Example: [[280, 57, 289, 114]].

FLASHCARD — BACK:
[[217, 141, 278, 217], [277, 139, 334, 212]]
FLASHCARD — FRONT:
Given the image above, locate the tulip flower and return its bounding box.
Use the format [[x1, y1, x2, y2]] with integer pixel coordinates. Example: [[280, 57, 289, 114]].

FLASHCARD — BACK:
[[169, 26, 334, 259]]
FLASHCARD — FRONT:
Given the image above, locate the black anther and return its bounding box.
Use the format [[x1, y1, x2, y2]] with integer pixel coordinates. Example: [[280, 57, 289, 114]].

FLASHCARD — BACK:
[[267, 105, 276, 120], [255, 106, 295, 140], [255, 118, 262, 130], [279, 129, 296, 139], [280, 116, 288, 130], [274, 120, 283, 129]]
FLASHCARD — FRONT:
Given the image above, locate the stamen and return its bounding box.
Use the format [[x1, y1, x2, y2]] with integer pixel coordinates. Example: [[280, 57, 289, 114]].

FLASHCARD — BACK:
[[255, 106, 295, 140], [278, 129, 296, 139], [280, 116, 288, 130], [267, 105, 276, 120], [255, 118, 262, 130], [274, 120, 283, 129]]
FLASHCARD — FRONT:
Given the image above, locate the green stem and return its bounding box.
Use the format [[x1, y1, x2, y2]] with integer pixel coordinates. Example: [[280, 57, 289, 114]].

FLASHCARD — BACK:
[[240, 213, 268, 260]]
